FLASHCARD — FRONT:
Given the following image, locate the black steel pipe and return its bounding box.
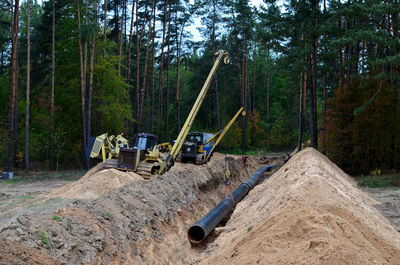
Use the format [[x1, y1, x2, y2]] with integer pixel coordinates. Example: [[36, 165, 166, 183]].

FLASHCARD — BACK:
[[187, 164, 276, 243]]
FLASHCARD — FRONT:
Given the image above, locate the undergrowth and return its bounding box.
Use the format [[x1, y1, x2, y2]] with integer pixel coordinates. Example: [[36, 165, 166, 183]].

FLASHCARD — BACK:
[[358, 174, 400, 188]]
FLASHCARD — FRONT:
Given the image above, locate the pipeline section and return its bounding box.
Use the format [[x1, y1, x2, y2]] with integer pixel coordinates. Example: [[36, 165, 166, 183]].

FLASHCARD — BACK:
[[187, 164, 276, 243]]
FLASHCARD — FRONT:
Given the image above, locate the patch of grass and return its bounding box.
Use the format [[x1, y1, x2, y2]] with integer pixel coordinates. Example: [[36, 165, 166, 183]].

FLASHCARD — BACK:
[[247, 226, 253, 232], [36, 229, 48, 245], [17, 195, 33, 200], [66, 222, 73, 232], [4, 176, 24, 184], [231, 252, 237, 258], [52, 215, 62, 222], [28, 198, 63, 208], [358, 174, 400, 188], [99, 210, 113, 220]]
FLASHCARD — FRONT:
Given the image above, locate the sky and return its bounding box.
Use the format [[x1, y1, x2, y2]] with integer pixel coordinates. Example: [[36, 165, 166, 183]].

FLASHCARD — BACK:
[[190, 0, 267, 41], [30, 0, 268, 42]]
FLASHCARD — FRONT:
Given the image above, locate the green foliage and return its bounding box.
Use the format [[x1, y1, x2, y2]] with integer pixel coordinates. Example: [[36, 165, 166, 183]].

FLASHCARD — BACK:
[[52, 215, 62, 222], [358, 174, 400, 188], [36, 229, 48, 245], [326, 78, 400, 175]]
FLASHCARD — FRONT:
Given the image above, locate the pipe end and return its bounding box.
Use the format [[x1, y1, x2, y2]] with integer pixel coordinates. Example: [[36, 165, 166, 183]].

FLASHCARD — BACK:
[[188, 225, 206, 244]]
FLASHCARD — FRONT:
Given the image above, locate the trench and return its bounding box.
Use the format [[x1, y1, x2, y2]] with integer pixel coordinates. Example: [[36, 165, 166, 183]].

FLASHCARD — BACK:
[[0, 154, 271, 265]]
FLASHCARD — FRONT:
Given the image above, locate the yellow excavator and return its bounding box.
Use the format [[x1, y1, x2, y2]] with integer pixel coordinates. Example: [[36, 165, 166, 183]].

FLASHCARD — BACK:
[[115, 50, 230, 178]]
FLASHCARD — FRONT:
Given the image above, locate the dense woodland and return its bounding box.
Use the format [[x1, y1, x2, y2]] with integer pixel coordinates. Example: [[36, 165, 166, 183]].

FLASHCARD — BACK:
[[0, 0, 399, 175]]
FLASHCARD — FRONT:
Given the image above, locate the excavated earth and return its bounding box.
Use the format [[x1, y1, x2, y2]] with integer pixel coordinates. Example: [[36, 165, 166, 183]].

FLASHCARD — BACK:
[[193, 148, 400, 265], [1, 149, 400, 265], [0, 153, 272, 265]]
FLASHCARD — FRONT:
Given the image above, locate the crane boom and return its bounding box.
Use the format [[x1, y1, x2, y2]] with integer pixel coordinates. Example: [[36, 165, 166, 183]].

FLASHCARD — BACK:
[[158, 50, 230, 174], [205, 107, 244, 161]]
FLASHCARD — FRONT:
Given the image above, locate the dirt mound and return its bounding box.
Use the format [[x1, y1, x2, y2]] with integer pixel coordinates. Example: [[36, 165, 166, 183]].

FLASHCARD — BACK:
[[0, 155, 263, 264], [0, 237, 61, 265], [196, 148, 400, 265], [49, 163, 142, 199]]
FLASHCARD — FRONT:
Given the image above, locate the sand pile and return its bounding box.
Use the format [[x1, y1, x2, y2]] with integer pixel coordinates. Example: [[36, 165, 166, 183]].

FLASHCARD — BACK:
[[49, 163, 141, 199], [196, 148, 400, 265]]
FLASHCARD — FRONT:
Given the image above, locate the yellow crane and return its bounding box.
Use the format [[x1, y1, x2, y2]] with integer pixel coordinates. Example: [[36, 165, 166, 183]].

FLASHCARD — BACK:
[[157, 50, 230, 174], [176, 107, 244, 164], [110, 50, 230, 177]]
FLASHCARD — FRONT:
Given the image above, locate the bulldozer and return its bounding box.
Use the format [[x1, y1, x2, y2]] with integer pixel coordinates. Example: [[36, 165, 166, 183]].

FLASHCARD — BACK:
[[92, 50, 230, 178], [176, 107, 244, 164]]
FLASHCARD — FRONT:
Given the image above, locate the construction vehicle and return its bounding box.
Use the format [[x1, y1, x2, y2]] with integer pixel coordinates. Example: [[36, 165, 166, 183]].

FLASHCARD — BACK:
[[116, 50, 230, 177], [176, 107, 244, 164], [86, 133, 129, 168]]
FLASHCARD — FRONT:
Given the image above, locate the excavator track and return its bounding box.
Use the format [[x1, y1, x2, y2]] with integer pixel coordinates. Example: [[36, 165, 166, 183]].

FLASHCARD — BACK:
[[195, 154, 205, 165], [136, 163, 154, 179]]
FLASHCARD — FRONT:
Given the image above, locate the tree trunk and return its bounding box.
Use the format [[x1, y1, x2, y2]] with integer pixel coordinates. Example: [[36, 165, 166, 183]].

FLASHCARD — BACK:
[[103, 0, 107, 57], [77, 0, 88, 169], [88, 0, 97, 143], [25, 0, 31, 174], [126, 0, 135, 83], [298, 72, 304, 151], [321, 0, 327, 154], [211, 0, 221, 130], [266, 46, 270, 118], [241, 38, 246, 153], [176, 8, 181, 133], [8, 0, 19, 171], [138, 0, 156, 133], [150, 10, 156, 133], [165, 4, 172, 140], [117, 0, 125, 75], [310, 3, 318, 149], [50, 0, 55, 170], [135, 0, 146, 133], [157, 0, 168, 136], [252, 42, 257, 115]]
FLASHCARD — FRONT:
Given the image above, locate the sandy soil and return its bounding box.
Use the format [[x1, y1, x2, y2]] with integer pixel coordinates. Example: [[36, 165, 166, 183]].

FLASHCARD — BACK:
[[48, 162, 142, 199], [195, 148, 400, 265], [4, 150, 396, 265], [0, 154, 268, 264]]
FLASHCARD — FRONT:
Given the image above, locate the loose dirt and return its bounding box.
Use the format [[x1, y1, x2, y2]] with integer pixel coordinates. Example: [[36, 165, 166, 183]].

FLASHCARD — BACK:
[[3, 149, 396, 265], [0, 154, 266, 264], [0, 237, 61, 265], [194, 148, 400, 265], [48, 162, 142, 199], [363, 187, 400, 232]]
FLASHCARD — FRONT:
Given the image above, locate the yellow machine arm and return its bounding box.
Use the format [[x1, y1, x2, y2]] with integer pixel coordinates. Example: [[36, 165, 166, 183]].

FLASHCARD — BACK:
[[158, 50, 230, 174], [205, 107, 244, 161]]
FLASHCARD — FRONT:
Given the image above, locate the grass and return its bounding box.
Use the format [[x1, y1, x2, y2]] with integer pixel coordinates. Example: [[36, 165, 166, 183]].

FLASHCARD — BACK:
[[358, 174, 400, 188], [2, 170, 85, 184], [36, 229, 48, 245], [247, 226, 253, 232], [17, 195, 33, 200], [66, 222, 73, 232], [52, 215, 62, 222]]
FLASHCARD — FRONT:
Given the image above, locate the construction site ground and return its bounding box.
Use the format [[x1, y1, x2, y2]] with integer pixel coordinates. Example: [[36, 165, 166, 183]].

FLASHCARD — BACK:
[[0, 150, 399, 264]]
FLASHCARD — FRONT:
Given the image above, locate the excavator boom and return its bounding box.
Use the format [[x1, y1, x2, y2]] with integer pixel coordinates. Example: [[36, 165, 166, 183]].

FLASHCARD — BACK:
[[158, 50, 230, 174]]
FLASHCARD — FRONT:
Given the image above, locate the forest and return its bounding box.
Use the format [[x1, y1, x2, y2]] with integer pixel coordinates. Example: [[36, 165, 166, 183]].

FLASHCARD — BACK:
[[0, 0, 399, 175]]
